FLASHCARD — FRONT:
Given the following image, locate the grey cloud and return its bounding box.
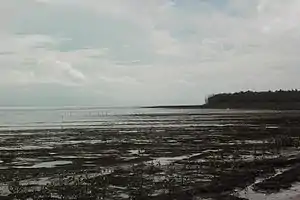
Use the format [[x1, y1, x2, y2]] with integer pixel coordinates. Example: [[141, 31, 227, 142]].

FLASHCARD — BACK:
[[9, 2, 155, 64], [1, 0, 300, 106]]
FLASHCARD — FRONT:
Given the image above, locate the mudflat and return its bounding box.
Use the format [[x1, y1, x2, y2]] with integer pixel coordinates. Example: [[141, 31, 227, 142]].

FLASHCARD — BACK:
[[1, 109, 300, 199]]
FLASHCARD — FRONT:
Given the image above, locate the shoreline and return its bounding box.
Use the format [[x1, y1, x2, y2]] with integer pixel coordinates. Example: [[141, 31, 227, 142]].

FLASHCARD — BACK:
[[142, 105, 300, 110]]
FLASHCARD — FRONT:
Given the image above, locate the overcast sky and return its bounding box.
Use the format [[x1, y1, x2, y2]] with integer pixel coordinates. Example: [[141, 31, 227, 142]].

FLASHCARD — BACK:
[[1, 0, 300, 106]]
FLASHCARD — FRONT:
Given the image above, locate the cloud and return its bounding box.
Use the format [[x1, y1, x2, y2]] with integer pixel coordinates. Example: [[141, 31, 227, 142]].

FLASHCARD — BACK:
[[0, 0, 300, 106], [37, 59, 86, 84]]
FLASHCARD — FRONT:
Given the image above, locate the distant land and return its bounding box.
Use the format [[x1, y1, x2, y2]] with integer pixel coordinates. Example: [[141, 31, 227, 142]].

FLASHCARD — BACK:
[[145, 90, 300, 110], [143, 105, 205, 109]]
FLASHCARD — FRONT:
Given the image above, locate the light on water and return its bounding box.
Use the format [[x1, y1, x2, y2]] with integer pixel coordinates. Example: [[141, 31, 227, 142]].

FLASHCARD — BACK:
[[0, 107, 271, 130]]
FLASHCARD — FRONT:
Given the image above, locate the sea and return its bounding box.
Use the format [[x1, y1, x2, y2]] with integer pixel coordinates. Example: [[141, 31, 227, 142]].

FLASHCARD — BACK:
[[0, 106, 276, 130]]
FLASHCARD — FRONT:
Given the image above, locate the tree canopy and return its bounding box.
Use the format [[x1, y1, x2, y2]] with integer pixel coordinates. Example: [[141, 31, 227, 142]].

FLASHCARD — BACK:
[[204, 90, 300, 110]]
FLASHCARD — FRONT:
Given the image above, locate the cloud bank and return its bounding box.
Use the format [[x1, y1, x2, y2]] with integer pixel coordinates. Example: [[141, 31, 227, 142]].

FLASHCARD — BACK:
[[1, 0, 300, 106]]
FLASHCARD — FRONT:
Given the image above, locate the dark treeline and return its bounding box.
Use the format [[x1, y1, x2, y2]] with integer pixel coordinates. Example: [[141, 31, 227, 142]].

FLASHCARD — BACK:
[[204, 90, 300, 110]]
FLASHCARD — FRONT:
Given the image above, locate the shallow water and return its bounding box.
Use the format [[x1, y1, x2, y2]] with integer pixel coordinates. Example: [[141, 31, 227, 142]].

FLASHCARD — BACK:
[[239, 183, 300, 200], [149, 153, 203, 166], [0, 107, 276, 130], [24, 161, 73, 169]]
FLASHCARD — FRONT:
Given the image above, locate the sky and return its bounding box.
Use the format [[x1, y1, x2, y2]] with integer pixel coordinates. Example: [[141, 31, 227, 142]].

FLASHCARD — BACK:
[[1, 0, 300, 107]]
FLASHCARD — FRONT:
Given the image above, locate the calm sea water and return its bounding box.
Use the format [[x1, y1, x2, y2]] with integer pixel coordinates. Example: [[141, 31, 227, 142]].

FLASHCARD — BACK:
[[0, 107, 276, 130]]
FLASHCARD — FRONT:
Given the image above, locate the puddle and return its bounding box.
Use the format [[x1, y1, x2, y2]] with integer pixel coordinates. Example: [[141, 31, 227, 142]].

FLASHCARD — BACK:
[[103, 149, 119, 154], [15, 161, 73, 169], [90, 168, 114, 176], [201, 149, 222, 153], [20, 177, 50, 186], [128, 149, 145, 155], [0, 185, 9, 196], [19, 132, 45, 136], [148, 153, 202, 166], [195, 159, 207, 162], [55, 156, 78, 159], [17, 157, 39, 161], [119, 193, 130, 199], [237, 168, 299, 200], [79, 153, 108, 159], [266, 126, 279, 129], [45, 139, 109, 146], [238, 183, 300, 200], [32, 161, 72, 168], [167, 140, 178, 143], [153, 175, 166, 183], [0, 145, 53, 151], [240, 154, 279, 161], [0, 167, 8, 170], [119, 130, 138, 133], [83, 164, 97, 167], [129, 139, 152, 144], [235, 140, 265, 144], [121, 156, 138, 161], [11, 157, 41, 166]]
